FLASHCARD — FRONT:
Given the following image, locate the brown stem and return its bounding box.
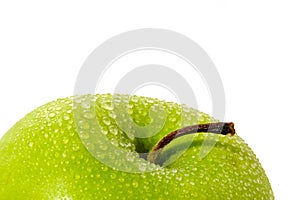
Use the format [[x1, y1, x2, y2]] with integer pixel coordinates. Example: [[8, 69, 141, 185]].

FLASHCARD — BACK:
[[147, 122, 235, 164]]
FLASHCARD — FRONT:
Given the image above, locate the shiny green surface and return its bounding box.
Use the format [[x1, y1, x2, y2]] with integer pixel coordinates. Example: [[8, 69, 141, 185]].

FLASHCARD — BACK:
[[0, 94, 274, 199]]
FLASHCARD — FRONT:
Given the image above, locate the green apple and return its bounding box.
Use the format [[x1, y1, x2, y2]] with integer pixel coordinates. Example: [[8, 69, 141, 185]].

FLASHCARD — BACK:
[[0, 94, 274, 199]]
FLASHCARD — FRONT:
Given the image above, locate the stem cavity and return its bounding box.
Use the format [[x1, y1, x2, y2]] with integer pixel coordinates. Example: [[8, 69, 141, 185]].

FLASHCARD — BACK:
[[147, 122, 235, 165]]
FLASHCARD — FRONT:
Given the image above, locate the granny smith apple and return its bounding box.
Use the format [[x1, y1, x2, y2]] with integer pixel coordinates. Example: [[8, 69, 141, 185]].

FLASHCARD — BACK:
[[0, 94, 274, 199]]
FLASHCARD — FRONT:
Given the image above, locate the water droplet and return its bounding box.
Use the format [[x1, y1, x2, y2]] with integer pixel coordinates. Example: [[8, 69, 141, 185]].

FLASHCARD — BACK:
[[75, 174, 81, 179], [109, 126, 118, 135], [132, 181, 139, 188], [81, 101, 91, 109], [63, 114, 70, 121], [146, 98, 154, 103], [102, 166, 108, 171], [108, 112, 116, 119], [69, 131, 75, 136], [139, 163, 147, 172], [110, 173, 116, 179], [110, 138, 118, 146], [78, 120, 90, 130], [63, 137, 69, 144], [102, 102, 113, 110], [169, 116, 177, 122], [100, 144, 108, 151], [100, 126, 108, 135], [49, 113, 56, 118], [80, 132, 90, 140], [102, 117, 111, 126], [28, 142, 34, 147], [131, 96, 139, 102], [72, 144, 80, 151], [83, 111, 96, 119], [67, 124, 72, 130], [47, 106, 54, 111], [55, 106, 62, 111]]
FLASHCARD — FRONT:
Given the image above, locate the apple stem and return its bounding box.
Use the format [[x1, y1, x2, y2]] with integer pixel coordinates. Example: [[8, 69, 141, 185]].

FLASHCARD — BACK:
[[147, 122, 235, 165]]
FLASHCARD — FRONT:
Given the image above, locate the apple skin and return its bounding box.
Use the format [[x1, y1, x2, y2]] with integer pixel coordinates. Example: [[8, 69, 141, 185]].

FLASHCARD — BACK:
[[0, 94, 274, 199]]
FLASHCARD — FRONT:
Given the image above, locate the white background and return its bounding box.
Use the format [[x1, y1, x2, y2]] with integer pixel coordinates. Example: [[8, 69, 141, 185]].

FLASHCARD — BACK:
[[1, 1, 299, 199]]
